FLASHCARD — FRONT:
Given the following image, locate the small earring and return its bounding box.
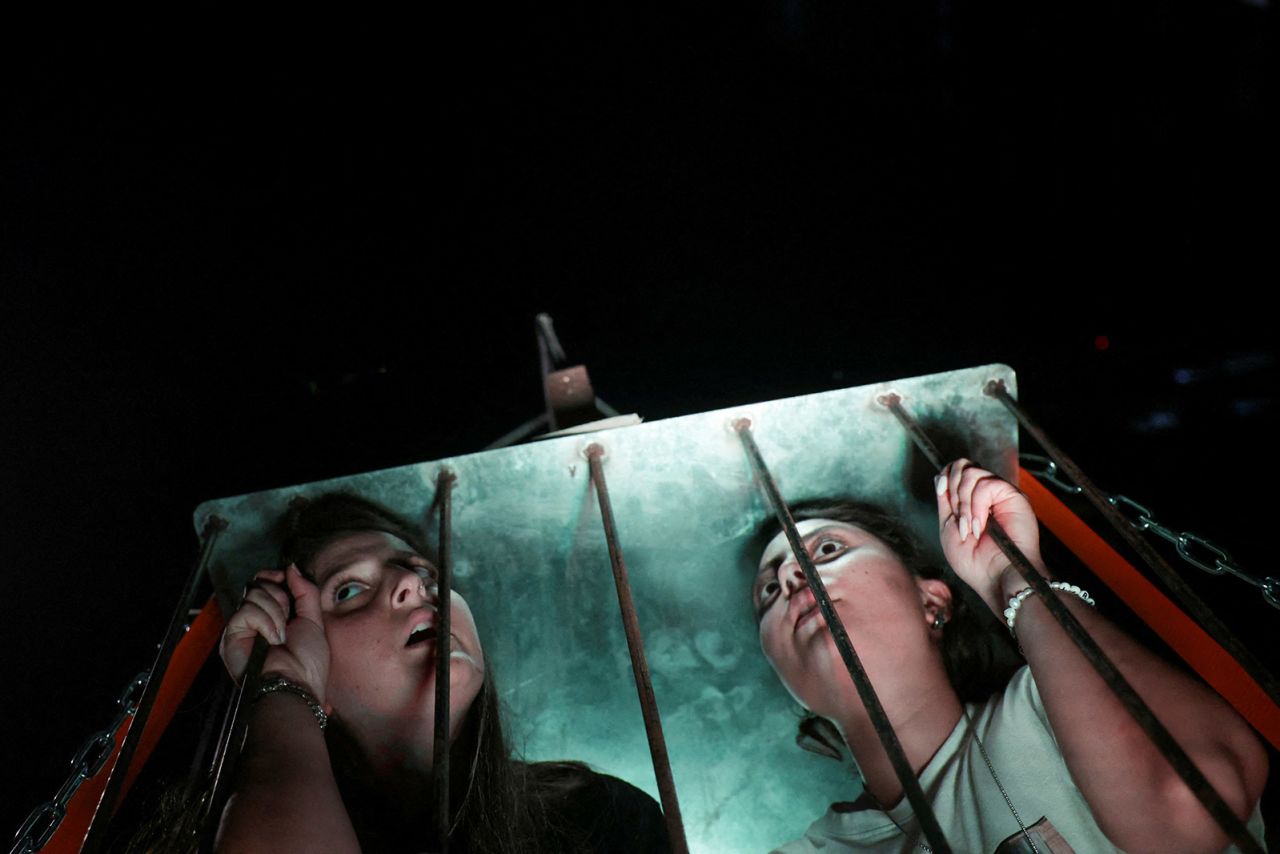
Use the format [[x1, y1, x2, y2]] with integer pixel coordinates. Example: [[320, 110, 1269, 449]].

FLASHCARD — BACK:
[[931, 613, 946, 630]]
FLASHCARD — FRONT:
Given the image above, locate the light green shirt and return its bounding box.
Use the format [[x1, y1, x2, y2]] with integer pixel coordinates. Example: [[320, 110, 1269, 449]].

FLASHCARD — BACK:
[[772, 666, 1266, 853]]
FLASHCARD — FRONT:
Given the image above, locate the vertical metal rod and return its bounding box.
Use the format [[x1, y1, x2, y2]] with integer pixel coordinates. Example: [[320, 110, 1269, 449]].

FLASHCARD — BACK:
[[732, 422, 953, 854], [585, 444, 690, 854], [877, 393, 944, 469], [82, 514, 228, 854], [432, 469, 456, 852], [984, 378, 1280, 708], [199, 637, 270, 853], [537, 313, 567, 431], [184, 676, 231, 805], [881, 394, 1263, 854]]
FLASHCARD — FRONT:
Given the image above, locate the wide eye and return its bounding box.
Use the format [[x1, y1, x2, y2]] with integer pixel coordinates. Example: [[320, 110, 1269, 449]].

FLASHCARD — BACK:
[[334, 580, 369, 603], [813, 538, 847, 561], [755, 578, 782, 615]]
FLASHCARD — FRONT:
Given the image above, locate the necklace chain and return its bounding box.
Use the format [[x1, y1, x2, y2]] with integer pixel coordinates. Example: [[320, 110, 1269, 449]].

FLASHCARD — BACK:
[[967, 707, 1040, 854], [888, 707, 1042, 854]]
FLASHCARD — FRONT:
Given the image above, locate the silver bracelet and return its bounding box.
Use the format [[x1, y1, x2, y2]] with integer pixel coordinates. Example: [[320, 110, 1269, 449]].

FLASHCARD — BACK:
[[1004, 582, 1096, 635], [254, 674, 328, 730]]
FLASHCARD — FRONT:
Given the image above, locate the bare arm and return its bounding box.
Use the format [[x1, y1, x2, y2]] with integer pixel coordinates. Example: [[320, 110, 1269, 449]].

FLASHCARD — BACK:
[[214, 565, 361, 854], [939, 459, 1267, 854], [216, 694, 360, 853]]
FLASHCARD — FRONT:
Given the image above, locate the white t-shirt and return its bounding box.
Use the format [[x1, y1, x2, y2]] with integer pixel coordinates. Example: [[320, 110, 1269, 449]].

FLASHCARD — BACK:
[[772, 667, 1266, 853]]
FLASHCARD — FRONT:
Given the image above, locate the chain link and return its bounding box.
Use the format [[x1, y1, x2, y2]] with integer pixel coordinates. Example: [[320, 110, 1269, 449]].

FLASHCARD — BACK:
[[1018, 453, 1084, 495], [10, 670, 149, 854], [1021, 454, 1279, 610], [72, 732, 118, 780], [119, 672, 148, 713], [1263, 578, 1280, 610]]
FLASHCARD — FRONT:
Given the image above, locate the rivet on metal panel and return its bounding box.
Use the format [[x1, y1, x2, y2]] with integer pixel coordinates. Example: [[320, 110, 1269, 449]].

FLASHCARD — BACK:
[[875, 391, 902, 408], [202, 514, 230, 535]]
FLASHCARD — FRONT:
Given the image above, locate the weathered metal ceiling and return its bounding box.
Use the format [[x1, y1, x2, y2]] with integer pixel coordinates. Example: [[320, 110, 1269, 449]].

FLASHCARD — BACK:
[[196, 363, 1018, 853]]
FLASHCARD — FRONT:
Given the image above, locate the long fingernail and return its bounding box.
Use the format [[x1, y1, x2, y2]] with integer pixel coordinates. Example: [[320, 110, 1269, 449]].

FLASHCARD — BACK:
[[959, 516, 970, 541], [974, 516, 983, 537], [278, 630, 287, 644], [935, 475, 947, 496]]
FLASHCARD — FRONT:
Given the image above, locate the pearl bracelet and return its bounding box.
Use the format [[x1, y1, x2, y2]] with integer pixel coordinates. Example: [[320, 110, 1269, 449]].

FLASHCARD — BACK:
[[1004, 582, 1096, 635], [254, 674, 329, 730]]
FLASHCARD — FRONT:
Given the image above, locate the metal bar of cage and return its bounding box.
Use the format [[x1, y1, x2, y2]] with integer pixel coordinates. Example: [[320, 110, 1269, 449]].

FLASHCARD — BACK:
[[878, 392, 1263, 854], [733, 419, 954, 854], [81, 514, 228, 854], [432, 469, 456, 852], [585, 443, 690, 854], [198, 637, 270, 853]]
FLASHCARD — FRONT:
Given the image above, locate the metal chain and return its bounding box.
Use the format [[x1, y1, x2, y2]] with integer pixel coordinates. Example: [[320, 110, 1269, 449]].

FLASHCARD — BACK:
[[1020, 453, 1279, 610], [10, 671, 149, 854]]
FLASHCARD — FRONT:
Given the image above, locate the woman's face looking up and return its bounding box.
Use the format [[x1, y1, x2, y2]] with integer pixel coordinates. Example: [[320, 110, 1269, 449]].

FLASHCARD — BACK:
[[308, 531, 485, 750], [753, 519, 946, 716]]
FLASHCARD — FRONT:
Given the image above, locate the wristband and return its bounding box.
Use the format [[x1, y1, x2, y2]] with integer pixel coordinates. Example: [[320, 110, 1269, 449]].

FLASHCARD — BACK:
[[1004, 582, 1095, 636], [254, 674, 328, 730]]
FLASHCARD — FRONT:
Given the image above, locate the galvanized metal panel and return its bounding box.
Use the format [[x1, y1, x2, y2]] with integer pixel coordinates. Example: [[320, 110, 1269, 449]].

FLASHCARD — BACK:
[[195, 363, 1018, 853]]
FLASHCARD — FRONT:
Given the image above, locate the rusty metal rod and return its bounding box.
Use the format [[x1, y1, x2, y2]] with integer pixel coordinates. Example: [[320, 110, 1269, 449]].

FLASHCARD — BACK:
[[732, 421, 953, 854], [877, 392, 945, 468], [184, 673, 231, 806], [585, 444, 690, 854], [984, 378, 1280, 708], [199, 637, 271, 853], [433, 469, 456, 852], [83, 514, 228, 854], [882, 392, 1263, 854]]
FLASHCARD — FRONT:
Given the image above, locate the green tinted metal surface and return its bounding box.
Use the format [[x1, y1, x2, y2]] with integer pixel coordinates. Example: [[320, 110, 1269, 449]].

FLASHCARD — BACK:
[[195, 364, 1018, 853]]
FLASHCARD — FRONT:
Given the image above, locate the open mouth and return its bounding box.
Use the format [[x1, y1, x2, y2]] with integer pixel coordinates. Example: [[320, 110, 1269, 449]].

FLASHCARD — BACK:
[[405, 622, 438, 647]]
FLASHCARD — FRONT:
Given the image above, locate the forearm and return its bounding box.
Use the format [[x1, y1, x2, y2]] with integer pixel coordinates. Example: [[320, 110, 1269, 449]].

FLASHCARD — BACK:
[[214, 694, 361, 854], [1009, 576, 1267, 853]]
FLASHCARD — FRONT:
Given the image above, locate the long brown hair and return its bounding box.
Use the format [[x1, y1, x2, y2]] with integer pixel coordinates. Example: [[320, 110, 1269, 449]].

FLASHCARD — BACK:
[[750, 498, 1023, 759], [277, 492, 598, 853], [123, 492, 603, 853]]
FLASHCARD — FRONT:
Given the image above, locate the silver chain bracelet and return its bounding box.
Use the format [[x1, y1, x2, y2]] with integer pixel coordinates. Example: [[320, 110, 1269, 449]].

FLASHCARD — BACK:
[[254, 675, 329, 730]]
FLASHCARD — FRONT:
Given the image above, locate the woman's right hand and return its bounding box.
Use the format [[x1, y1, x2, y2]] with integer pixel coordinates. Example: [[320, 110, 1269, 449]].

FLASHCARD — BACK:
[[219, 564, 331, 706]]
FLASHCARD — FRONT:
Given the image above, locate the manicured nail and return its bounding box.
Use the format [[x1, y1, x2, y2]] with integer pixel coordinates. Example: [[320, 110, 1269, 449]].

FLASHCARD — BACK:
[[935, 475, 947, 496], [974, 515, 983, 537], [278, 630, 287, 644], [959, 515, 970, 541]]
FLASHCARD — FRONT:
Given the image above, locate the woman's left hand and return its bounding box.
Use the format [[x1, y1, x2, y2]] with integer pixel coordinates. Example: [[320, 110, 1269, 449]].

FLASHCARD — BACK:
[[936, 458, 1046, 616]]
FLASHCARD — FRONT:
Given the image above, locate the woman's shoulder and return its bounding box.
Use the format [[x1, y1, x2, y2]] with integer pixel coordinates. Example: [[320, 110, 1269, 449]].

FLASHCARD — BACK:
[[524, 761, 671, 853]]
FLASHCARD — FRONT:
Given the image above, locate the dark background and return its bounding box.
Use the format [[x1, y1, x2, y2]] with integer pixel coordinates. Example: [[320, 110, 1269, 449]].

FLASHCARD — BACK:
[[3, 3, 1275, 843]]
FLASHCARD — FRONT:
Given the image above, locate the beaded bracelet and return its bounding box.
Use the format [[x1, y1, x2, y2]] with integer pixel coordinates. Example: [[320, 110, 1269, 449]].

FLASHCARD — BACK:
[[254, 675, 329, 730], [1004, 582, 1096, 636]]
